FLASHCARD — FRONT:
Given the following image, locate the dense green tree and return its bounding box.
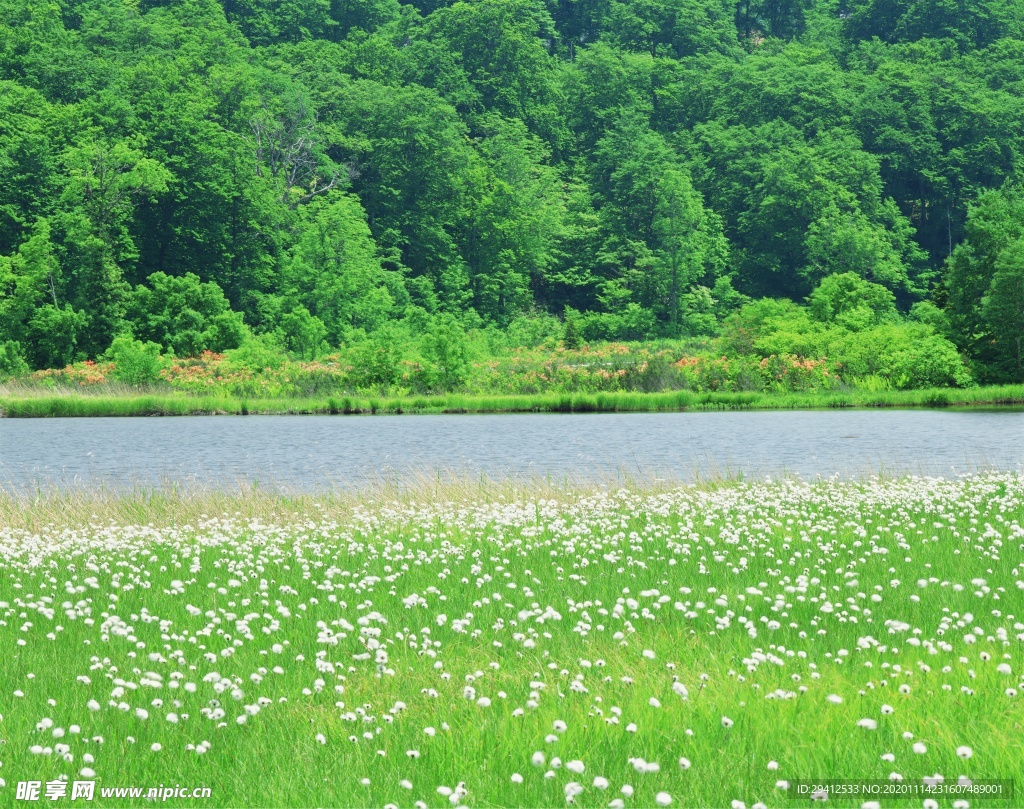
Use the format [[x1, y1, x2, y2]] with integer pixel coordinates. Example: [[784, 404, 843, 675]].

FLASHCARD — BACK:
[[0, 0, 1022, 374], [604, 0, 738, 59], [806, 271, 898, 330], [943, 183, 1024, 378], [459, 115, 565, 323], [322, 79, 474, 309], [981, 238, 1024, 379], [0, 219, 87, 368], [127, 271, 245, 355], [843, 0, 1024, 50], [283, 192, 406, 341], [57, 137, 171, 356]]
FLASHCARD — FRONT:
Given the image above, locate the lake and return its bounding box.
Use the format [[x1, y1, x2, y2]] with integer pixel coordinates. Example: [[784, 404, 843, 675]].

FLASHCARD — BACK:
[[2, 410, 1023, 492]]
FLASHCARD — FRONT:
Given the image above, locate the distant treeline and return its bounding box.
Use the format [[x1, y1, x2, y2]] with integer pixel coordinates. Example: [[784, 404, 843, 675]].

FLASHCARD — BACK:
[[1, 0, 1023, 383]]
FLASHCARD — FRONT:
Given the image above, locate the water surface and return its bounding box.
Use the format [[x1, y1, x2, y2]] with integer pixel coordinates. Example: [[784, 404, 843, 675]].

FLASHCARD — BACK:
[[2, 410, 1022, 492]]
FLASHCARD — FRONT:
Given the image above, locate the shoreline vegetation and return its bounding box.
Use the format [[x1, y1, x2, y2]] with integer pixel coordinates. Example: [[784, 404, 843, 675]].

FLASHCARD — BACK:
[[3, 383, 1024, 418], [0, 473, 683, 531]]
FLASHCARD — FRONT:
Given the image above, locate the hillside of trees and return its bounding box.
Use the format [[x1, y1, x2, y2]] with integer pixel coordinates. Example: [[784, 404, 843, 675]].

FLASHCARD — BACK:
[[2, 0, 1024, 388]]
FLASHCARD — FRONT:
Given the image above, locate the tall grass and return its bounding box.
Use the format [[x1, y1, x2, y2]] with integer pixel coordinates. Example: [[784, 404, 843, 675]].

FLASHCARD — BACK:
[[3, 384, 1024, 417], [1, 476, 1022, 807]]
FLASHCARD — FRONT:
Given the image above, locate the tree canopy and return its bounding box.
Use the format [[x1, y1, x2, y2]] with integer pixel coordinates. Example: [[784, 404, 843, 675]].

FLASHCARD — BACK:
[[1, 0, 1023, 380]]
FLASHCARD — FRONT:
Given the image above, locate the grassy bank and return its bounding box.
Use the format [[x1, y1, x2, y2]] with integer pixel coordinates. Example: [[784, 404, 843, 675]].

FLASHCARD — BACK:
[[1, 476, 1022, 807], [2, 383, 1024, 417]]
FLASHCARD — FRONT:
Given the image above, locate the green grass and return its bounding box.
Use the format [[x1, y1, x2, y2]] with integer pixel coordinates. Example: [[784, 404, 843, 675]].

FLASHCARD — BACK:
[[2, 383, 1024, 417], [1, 475, 1022, 807]]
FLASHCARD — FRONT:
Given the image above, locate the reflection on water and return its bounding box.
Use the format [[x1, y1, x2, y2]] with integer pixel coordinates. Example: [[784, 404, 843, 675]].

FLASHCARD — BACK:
[[1, 410, 1022, 492]]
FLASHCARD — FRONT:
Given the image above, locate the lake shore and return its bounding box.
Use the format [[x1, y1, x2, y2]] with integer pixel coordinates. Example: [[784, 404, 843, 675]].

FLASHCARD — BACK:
[[2, 383, 1024, 417]]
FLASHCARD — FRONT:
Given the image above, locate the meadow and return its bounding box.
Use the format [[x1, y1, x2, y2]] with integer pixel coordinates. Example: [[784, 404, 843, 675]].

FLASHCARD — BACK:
[[0, 475, 1022, 807]]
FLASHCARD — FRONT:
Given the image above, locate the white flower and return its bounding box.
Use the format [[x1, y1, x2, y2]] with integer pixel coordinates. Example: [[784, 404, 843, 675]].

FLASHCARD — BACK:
[[857, 718, 878, 730], [880, 704, 894, 715], [956, 746, 973, 759], [721, 716, 734, 728], [566, 760, 585, 774], [767, 761, 779, 770], [912, 743, 927, 754], [315, 733, 326, 745], [532, 752, 546, 767], [827, 694, 842, 704], [655, 792, 672, 806], [593, 777, 609, 789], [511, 774, 523, 784], [679, 757, 691, 770], [151, 743, 162, 752]]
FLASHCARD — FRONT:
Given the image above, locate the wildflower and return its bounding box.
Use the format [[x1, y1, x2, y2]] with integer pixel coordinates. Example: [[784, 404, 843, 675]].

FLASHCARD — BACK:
[[956, 746, 973, 759], [655, 792, 672, 806]]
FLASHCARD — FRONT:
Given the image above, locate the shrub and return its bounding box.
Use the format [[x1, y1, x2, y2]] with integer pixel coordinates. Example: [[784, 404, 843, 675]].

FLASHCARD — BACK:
[[0, 340, 29, 378], [107, 336, 164, 385], [128, 272, 245, 356]]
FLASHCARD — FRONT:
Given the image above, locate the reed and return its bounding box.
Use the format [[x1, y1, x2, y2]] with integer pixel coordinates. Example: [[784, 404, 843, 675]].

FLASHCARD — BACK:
[[2, 383, 1024, 418]]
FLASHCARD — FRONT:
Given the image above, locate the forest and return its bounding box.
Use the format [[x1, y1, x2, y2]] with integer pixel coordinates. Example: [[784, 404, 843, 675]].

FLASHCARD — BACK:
[[2, 0, 1024, 393]]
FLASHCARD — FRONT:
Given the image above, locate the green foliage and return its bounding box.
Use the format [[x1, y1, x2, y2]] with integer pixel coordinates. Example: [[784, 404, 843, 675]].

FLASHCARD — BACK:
[[806, 271, 898, 330], [0, 339, 29, 378], [346, 327, 403, 390], [944, 184, 1024, 381], [0, 0, 1021, 388], [981, 238, 1024, 379], [279, 305, 328, 359], [415, 314, 471, 392], [563, 310, 583, 349], [284, 193, 403, 342], [106, 335, 164, 385], [128, 272, 245, 356]]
